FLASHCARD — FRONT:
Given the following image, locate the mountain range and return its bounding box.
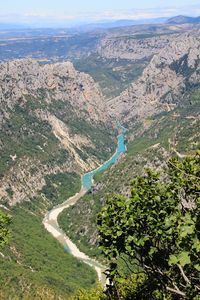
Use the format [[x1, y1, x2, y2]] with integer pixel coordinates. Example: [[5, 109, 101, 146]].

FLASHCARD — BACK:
[[167, 15, 200, 24], [0, 15, 200, 31]]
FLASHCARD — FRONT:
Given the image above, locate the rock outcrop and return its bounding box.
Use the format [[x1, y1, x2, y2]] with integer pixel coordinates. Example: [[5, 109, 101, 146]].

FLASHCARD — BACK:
[[97, 33, 178, 60], [0, 59, 113, 206], [0, 59, 108, 125], [1, 29, 199, 206], [109, 31, 200, 123]]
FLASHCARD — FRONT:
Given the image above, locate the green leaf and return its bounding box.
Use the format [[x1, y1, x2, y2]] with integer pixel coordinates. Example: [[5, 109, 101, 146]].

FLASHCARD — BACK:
[[149, 247, 157, 256], [117, 230, 123, 237], [178, 252, 191, 267], [125, 245, 132, 253], [169, 255, 178, 265], [194, 264, 200, 272], [192, 238, 200, 252], [115, 277, 126, 284], [180, 225, 195, 238]]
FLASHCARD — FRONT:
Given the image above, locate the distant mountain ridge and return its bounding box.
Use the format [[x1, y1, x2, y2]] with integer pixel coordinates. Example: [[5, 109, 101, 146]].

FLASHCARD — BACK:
[[75, 17, 168, 31], [167, 15, 200, 24], [0, 17, 168, 31], [0, 15, 199, 31]]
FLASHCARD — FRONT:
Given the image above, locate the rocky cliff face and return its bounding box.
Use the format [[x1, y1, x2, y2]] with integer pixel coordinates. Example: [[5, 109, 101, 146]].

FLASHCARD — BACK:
[[0, 59, 114, 206], [97, 33, 178, 60], [96, 23, 200, 61], [1, 29, 200, 206], [0, 59, 108, 125], [109, 31, 200, 123]]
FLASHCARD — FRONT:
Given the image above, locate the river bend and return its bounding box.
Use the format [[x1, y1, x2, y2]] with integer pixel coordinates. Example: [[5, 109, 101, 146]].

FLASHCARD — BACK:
[[43, 127, 127, 284]]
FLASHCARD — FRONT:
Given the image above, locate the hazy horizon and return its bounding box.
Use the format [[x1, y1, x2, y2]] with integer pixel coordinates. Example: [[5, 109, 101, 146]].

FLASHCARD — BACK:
[[0, 0, 200, 28]]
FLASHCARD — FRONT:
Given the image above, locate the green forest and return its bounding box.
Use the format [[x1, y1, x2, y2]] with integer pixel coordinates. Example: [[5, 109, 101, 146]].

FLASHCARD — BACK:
[[1, 152, 200, 299]]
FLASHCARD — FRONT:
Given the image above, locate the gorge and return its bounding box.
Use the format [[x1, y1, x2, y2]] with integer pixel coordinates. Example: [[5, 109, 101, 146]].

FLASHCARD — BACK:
[[43, 127, 127, 284], [0, 21, 199, 299]]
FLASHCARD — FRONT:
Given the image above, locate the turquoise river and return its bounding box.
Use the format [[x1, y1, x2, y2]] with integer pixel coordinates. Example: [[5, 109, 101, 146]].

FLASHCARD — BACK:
[[43, 125, 127, 284]]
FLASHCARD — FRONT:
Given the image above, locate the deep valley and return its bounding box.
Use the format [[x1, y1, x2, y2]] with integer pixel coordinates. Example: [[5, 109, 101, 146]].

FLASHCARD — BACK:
[[0, 17, 200, 300]]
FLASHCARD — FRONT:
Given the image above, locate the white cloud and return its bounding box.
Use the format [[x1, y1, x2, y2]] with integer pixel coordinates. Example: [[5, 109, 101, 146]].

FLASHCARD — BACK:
[[0, 4, 200, 27], [91, 4, 200, 21]]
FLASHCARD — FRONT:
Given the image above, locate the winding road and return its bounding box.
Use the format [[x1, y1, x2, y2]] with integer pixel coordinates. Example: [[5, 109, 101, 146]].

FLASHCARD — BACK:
[[43, 127, 127, 285]]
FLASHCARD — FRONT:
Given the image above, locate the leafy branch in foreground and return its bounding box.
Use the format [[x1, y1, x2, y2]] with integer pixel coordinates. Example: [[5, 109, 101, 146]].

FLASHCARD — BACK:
[[0, 210, 11, 248], [97, 152, 200, 299]]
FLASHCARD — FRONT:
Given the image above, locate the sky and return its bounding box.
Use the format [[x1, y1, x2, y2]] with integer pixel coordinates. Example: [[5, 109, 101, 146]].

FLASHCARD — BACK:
[[0, 0, 200, 27]]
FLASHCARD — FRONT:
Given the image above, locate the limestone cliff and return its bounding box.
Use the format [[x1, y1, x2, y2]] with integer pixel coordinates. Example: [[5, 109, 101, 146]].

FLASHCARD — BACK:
[[97, 33, 178, 60], [109, 31, 200, 123], [0, 59, 108, 125], [0, 59, 114, 206]]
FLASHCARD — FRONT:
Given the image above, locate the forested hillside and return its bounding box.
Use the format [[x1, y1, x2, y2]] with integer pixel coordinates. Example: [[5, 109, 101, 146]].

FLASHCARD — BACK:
[[0, 59, 115, 298], [59, 93, 200, 299]]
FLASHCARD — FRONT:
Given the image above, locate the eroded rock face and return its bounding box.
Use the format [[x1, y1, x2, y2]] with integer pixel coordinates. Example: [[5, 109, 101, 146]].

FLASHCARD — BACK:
[[0, 59, 108, 125], [0, 157, 72, 207], [97, 34, 178, 60], [96, 23, 200, 61], [0, 59, 112, 206], [1, 30, 199, 206], [109, 31, 200, 123]]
